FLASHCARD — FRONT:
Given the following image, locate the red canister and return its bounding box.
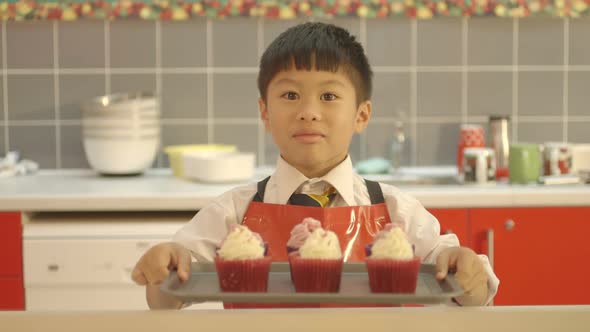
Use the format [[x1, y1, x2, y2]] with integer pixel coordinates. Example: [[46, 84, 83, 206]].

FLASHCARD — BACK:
[[457, 125, 485, 174]]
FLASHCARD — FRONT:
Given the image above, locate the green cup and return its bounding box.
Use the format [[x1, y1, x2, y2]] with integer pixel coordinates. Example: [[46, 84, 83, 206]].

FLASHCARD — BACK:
[[509, 144, 542, 184]]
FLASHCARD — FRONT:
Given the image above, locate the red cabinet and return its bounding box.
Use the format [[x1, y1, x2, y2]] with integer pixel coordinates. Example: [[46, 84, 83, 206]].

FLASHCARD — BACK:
[[0, 277, 24, 310], [429, 208, 469, 247], [469, 207, 590, 305], [0, 212, 24, 310]]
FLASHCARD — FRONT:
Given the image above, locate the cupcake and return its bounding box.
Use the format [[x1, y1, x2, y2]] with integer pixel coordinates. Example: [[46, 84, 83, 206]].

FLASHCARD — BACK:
[[365, 224, 421, 293], [287, 218, 343, 293], [214, 224, 272, 292]]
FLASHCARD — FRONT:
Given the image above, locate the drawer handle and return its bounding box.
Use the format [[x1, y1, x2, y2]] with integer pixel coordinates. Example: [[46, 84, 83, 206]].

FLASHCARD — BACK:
[[486, 229, 494, 306], [486, 229, 494, 269], [136, 242, 150, 249], [505, 219, 516, 231], [48, 264, 59, 272]]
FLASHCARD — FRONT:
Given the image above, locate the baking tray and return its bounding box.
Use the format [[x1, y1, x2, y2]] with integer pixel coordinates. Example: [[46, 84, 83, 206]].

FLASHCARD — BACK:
[[160, 262, 463, 305]]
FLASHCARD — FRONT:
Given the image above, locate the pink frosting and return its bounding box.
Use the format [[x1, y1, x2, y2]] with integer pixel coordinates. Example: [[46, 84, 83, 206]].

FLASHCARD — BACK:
[[286, 217, 322, 250]]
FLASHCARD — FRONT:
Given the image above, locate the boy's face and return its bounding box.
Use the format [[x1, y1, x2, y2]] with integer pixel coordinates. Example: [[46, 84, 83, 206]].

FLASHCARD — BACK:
[[259, 67, 371, 175]]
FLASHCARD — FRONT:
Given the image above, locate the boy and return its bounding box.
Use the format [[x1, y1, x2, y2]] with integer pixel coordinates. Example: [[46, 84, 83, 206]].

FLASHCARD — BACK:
[[132, 22, 499, 309]]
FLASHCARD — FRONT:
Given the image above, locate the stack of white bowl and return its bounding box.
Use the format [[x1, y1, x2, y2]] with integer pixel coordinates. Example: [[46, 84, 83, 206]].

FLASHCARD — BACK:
[[81, 92, 160, 175]]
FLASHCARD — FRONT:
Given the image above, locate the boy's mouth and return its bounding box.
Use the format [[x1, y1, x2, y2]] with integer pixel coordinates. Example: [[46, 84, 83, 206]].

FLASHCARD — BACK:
[[292, 130, 325, 143]]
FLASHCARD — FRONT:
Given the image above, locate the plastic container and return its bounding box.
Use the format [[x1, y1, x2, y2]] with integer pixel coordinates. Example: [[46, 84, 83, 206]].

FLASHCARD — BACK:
[[164, 144, 237, 178], [183, 151, 255, 183]]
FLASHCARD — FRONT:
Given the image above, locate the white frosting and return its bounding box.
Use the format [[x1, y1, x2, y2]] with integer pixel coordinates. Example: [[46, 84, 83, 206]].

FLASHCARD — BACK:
[[370, 227, 414, 260], [298, 228, 342, 259], [217, 225, 265, 260]]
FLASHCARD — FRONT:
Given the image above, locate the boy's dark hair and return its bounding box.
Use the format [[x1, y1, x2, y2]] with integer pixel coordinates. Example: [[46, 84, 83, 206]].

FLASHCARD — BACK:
[[257, 22, 373, 106]]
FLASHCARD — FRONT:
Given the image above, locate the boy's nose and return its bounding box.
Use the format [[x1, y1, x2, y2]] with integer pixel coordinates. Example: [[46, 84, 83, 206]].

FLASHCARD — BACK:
[[297, 102, 321, 121], [299, 113, 318, 121]]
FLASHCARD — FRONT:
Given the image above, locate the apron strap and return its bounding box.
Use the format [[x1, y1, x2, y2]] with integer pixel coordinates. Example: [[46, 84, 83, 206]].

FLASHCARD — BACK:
[[253, 176, 385, 205], [364, 179, 385, 205], [252, 176, 271, 202]]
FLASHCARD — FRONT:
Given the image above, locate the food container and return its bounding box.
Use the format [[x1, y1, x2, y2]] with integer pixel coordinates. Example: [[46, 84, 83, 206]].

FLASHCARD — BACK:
[[461, 147, 496, 184], [183, 151, 255, 183], [457, 125, 485, 175], [572, 144, 590, 175], [542, 142, 573, 176], [164, 144, 237, 178]]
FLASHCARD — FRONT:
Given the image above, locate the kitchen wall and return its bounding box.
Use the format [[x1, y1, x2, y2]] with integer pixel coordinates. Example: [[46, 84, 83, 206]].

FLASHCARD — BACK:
[[0, 17, 589, 169]]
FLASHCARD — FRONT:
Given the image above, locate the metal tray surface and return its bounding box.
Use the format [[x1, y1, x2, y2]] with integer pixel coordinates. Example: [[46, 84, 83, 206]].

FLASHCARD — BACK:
[[160, 262, 463, 305]]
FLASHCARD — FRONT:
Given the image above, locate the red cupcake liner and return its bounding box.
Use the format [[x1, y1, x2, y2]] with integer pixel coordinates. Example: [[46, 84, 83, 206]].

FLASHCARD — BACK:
[[289, 256, 343, 293], [214, 256, 272, 292], [366, 257, 421, 293]]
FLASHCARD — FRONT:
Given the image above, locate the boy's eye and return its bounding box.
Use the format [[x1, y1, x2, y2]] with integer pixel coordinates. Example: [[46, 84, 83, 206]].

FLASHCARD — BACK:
[[320, 93, 338, 101], [282, 92, 299, 100]]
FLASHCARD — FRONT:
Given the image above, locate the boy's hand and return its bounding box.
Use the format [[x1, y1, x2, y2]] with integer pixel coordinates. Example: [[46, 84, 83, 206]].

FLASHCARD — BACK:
[[436, 246, 489, 306], [131, 242, 192, 286]]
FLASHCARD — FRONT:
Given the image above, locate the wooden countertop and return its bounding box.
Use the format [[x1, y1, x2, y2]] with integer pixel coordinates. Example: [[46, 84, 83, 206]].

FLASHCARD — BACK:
[[1, 306, 589, 332]]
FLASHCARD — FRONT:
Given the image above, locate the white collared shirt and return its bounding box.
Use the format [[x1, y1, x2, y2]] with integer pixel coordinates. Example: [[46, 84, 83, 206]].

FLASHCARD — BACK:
[[173, 155, 499, 306]]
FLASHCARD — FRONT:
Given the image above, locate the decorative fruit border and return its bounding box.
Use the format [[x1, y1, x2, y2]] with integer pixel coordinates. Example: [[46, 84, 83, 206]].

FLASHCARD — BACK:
[[1, 0, 588, 21]]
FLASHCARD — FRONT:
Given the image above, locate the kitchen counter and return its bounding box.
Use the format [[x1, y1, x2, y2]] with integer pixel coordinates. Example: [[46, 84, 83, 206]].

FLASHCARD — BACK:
[[1, 168, 590, 212], [1, 306, 589, 332]]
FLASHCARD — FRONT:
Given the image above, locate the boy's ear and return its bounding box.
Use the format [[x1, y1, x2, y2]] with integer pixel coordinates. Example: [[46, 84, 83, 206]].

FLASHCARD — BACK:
[[258, 97, 271, 132], [354, 100, 372, 134]]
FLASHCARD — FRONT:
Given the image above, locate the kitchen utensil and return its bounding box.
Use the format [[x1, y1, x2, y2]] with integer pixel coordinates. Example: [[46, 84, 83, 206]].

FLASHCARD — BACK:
[[182, 151, 255, 183], [82, 92, 157, 114], [509, 144, 541, 184], [81, 92, 160, 175], [542, 142, 573, 176], [83, 137, 160, 175], [164, 144, 238, 178], [538, 174, 581, 185], [457, 125, 485, 174], [461, 147, 496, 184], [571, 144, 590, 175], [160, 262, 463, 305], [489, 115, 510, 179]]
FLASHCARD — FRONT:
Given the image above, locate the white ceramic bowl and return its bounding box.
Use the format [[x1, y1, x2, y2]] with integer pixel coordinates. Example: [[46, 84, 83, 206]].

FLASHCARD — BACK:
[[83, 137, 159, 175], [182, 151, 255, 182], [82, 110, 160, 120], [82, 92, 158, 114], [82, 127, 160, 139], [82, 118, 160, 128]]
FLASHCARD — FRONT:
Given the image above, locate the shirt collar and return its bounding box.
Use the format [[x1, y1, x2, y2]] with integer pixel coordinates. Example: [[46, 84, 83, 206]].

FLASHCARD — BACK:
[[272, 155, 356, 206]]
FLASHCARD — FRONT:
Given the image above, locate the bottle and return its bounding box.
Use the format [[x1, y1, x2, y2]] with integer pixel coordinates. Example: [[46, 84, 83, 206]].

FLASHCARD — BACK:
[[390, 120, 405, 173], [489, 115, 510, 179]]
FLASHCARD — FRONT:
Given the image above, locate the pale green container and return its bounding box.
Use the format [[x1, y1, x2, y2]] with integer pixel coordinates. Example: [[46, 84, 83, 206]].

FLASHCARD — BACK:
[[509, 144, 541, 184]]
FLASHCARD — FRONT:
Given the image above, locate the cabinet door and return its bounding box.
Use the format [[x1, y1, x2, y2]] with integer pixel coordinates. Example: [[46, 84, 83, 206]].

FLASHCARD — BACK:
[[24, 238, 169, 286], [470, 207, 590, 305], [0, 277, 24, 310], [0, 212, 22, 276], [428, 209, 469, 247]]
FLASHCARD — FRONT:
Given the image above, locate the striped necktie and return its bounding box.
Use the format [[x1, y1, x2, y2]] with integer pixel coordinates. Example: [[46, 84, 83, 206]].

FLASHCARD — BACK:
[[289, 187, 337, 208]]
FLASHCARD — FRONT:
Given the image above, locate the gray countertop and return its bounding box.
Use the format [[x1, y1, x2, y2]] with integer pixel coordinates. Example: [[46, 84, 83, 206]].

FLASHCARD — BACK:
[[1, 168, 590, 212]]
